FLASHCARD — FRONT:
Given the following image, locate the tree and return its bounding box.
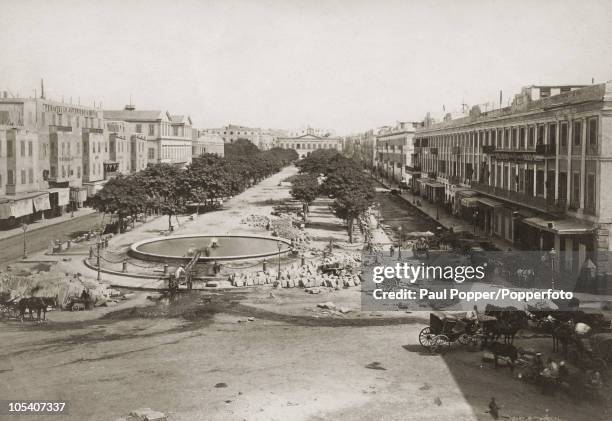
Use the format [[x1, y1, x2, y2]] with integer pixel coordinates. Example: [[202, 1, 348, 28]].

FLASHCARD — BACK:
[[290, 173, 319, 221], [323, 167, 375, 243], [90, 175, 147, 233], [139, 164, 189, 231]]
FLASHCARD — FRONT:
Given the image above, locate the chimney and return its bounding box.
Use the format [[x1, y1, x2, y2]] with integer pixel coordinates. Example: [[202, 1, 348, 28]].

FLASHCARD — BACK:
[[40, 78, 45, 99]]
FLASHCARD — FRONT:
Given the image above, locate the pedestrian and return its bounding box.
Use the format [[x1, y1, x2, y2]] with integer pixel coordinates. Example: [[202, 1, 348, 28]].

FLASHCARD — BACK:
[[488, 397, 499, 419]]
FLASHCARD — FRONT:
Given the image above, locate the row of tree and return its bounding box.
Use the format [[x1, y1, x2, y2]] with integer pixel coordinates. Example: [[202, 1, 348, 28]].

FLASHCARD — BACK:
[[291, 149, 376, 242], [91, 140, 298, 232]]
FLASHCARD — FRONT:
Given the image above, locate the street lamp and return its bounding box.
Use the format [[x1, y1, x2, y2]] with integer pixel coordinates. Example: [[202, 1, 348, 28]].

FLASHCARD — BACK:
[[549, 248, 557, 290], [277, 240, 282, 280], [22, 223, 28, 259], [473, 210, 479, 234], [397, 226, 403, 260], [96, 232, 102, 282]]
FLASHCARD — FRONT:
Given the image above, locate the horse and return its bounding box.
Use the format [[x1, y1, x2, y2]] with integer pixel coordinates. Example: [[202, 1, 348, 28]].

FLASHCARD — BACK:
[[17, 296, 58, 322], [551, 319, 576, 357], [484, 305, 529, 345]]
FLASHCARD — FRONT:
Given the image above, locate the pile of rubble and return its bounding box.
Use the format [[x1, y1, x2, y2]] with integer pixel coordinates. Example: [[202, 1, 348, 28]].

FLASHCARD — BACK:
[[0, 265, 126, 310], [231, 261, 360, 289], [241, 214, 272, 229]]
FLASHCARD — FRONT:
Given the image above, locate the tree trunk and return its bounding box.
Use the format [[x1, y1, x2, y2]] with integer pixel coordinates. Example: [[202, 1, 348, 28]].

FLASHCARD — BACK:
[[168, 214, 173, 231], [347, 218, 353, 243]]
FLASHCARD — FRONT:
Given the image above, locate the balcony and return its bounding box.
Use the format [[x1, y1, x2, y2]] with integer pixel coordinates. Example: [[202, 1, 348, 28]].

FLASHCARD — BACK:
[[48, 125, 73, 133], [429, 147, 438, 155], [471, 181, 566, 214], [482, 145, 496, 154], [535, 143, 556, 156], [451, 146, 461, 155], [448, 175, 461, 185]]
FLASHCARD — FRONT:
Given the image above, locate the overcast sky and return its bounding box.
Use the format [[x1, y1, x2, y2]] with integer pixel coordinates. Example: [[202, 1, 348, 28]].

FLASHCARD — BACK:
[[1, 0, 611, 134]]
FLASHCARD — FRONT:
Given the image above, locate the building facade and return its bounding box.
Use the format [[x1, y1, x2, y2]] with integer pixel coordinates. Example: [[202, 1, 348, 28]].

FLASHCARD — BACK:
[[413, 82, 612, 293], [0, 95, 106, 227], [275, 128, 343, 159], [375, 122, 420, 186], [103, 106, 193, 166]]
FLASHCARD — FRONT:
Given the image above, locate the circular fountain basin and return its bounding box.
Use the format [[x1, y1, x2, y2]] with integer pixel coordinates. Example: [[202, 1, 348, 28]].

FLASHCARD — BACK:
[[130, 234, 292, 263]]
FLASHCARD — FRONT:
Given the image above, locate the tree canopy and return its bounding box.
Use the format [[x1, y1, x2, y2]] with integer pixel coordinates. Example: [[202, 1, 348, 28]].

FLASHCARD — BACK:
[[91, 142, 297, 232]]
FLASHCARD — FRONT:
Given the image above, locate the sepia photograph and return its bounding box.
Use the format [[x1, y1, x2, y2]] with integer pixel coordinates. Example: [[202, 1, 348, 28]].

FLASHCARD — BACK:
[[1, 0, 611, 420]]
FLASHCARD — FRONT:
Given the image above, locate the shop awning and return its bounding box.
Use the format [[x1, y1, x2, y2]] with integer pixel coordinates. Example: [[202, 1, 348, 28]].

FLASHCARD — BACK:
[[50, 188, 71, 206], [477, 197, 504, 208], [32, 193, 51, 211], [461, 197, 480, 208], [0, 192, 51, 219], [83, 181, 107, 197], [456, 189, 478, 198], [522, 217, 595, 235]]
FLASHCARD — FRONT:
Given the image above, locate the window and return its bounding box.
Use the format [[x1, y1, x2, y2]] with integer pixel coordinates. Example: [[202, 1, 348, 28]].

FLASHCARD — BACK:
[[548, 123, 556, 146], [149, 124, 155, 136], [43, 143, 47, 158], [573, 121, 582, 147], [62, 166, 66, 178], [136, 124, 142, 133], [21, 141, 25, 156], [7, 169, 14, 185], [537, 125, 544, 145], [148, 148, 155, 160], [586, 173, 596, 213], [571, 172, 580, 207], [528, 127, 535, 147], [588, 117, 598, 148], [560, 122, 568, 149], [28, 168, 33, 184], [77, 167, 81, 178], [28, 141, 33, 156], [519, 127, 525, 149], [21, 170, 26, 184], [173, 126, 179, 136]]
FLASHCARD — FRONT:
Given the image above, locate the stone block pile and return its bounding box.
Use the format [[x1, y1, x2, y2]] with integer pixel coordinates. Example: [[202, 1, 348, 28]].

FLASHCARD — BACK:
[[230, 260, 361, 290]]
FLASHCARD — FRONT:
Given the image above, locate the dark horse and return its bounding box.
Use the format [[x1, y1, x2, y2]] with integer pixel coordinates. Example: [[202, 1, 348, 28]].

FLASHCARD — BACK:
[[484, 305, 529, 345], [17, 296, 58, 322]]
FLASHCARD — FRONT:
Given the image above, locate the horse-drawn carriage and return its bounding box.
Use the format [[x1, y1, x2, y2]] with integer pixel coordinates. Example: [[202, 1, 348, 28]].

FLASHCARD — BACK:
[[418, 311, 483, 352]]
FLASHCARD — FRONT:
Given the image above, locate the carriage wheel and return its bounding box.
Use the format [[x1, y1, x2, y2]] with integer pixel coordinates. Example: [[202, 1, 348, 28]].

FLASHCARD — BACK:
[[432, 335, 451, 353], [418, 327, 435, 348]]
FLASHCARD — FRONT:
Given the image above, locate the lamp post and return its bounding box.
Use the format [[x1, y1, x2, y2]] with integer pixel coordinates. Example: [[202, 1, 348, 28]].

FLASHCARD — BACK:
[[549, 248, 557, 290], [397, 226, 403, 260], [277, 240, 282, 280], [22, 223, 28, 259], [96, 232, 102, 282], [473, 210, 479, 234]]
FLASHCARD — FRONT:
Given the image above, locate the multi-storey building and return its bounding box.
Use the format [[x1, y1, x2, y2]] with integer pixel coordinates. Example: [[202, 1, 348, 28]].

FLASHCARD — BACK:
[[0, 95, 105, 226], [275, 128, 343, 159], [375, 122, 420, 186], [106, 120, 148, 175], [103, 106, 193, 166], [343, 129, 376, 169], [413, 82, 612, 293], [202, 125, 287, 149]]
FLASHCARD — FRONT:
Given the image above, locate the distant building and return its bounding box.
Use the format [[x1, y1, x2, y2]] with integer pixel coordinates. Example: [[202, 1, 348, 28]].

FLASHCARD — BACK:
[[104, 105, 193, 166], [200, 125, 288, 150], [192, 133, 224, 157], [275, 127, 343, 159]]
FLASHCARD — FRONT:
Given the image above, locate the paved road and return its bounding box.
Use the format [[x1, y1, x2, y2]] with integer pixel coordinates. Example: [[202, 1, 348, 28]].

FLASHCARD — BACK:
[[0, 212, 102, 265]]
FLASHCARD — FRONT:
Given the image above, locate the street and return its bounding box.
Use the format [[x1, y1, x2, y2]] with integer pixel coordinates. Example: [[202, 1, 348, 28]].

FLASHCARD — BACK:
[[0, 213, 103, 265]]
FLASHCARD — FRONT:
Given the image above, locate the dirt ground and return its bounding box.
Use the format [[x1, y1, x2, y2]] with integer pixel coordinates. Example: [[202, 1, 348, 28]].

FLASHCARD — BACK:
[[0, 288, 610, 421]]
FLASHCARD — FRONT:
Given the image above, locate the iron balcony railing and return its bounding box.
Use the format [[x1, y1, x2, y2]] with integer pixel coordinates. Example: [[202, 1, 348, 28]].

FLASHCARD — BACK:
[[471, 181, 566, 214]]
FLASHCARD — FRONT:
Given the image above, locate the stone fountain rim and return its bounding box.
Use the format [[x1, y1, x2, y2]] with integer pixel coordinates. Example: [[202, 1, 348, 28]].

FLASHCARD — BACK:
[[129, 233, 293, 262]]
